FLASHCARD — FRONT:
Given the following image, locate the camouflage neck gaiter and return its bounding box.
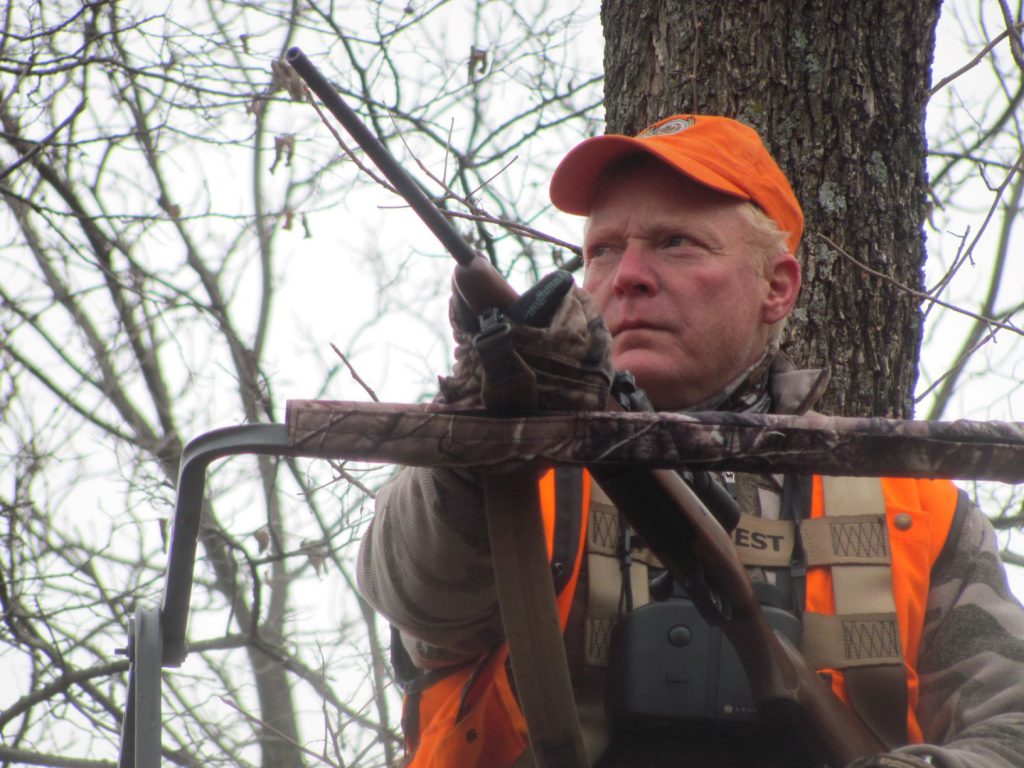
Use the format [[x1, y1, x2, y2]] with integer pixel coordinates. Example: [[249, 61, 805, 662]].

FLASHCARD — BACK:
[[685, 337, 780, 415]]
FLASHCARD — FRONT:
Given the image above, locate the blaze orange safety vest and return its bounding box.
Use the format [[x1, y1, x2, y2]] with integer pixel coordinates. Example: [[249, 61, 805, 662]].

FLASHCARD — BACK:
[[400, 470, 959, 767], [806, 475, 959, 745]]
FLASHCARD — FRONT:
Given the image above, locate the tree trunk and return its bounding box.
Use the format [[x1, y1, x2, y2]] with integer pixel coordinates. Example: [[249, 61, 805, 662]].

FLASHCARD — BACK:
[[601, 0, 940, 417]]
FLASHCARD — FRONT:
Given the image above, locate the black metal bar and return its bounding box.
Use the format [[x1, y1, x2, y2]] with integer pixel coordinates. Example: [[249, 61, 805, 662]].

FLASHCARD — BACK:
[[118, 605, 162, 768], [134, 606, 162, 768], [118, 655, 136, 768], [160, 424, 296, 666]]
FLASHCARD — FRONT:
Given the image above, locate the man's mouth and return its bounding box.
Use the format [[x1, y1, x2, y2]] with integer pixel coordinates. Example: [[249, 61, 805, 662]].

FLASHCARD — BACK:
[[613, 318, 662, 334]]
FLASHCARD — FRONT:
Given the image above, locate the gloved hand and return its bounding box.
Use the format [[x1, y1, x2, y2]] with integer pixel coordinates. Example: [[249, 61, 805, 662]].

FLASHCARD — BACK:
[[438, 270, 614, 412]]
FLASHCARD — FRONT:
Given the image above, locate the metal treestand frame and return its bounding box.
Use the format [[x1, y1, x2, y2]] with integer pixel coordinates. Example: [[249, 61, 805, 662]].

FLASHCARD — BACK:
[[118, 424, 297, 768]]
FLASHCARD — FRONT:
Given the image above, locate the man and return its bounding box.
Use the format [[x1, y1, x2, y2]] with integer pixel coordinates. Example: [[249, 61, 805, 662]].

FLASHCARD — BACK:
[[357, 115, 1024, 767]]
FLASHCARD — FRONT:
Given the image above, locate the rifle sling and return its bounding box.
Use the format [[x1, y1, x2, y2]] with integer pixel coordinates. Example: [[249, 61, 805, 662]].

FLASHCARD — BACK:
[[485, 472, 589, 768], [475, 318, 588, 768]]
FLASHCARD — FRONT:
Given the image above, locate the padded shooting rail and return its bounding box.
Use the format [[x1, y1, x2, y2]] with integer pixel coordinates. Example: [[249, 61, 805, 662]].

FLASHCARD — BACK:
[[118, 402, 1024, 767], [284, 400, 1024, 481]]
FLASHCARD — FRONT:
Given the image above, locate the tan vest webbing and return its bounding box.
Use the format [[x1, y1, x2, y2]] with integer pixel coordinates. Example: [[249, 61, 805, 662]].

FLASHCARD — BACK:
[[584, 482, 658, 666], [800, 476, 908, 748]]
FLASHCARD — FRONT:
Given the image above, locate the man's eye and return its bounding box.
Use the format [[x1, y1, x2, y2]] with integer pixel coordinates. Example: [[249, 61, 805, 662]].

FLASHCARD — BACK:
[[666, 235, 690, 248], [588, 245, 609, 260]]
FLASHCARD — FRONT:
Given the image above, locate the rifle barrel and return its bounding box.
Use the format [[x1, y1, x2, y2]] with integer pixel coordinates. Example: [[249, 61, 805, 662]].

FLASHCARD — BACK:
[[285, 47, 479, 267]]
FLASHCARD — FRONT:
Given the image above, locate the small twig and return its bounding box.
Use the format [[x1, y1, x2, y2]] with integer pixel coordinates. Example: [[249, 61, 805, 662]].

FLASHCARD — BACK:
[[436, 208, 583, 257], [923, 226, 971, 325], [815, 233, 1024, 338], [914, 320, 1002, 403], [330, 343, 379, 402], [373, 202, 584, 258], [464, 155, 519, 206], [0, 100, 87, 182], [390, 110, 453, 196], [316, 641, 349, 768], [930, 21, 1024, 95], [928, 151, 1023, 298], [220, 695, 344, 768], [304, 85, 396, 195], [387, 119, 582, 256], [328, 459, 378, 499], [995, 1, 1024, 70], [0, 747, 114, 768], [309, 93, 582, 261]]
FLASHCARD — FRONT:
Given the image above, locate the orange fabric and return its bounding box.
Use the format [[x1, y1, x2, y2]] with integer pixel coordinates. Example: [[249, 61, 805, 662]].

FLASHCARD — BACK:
[[549, 114, 804, 255], [406, 468, 589, 768], [407, 647, 529, 768], [805, 477, 958, 744]]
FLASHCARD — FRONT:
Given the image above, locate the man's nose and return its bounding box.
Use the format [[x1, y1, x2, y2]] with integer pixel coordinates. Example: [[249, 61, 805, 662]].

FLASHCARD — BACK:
[[611, 242, 657, 296]]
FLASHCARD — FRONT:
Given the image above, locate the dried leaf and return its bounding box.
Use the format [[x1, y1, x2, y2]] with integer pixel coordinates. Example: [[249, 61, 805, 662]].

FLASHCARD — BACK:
[[271, 57, 306, 101], [300, 539, 330, 576], [254, 526, 270, 553], [468, 46, 488, 81], [270, 134, 295, 173]]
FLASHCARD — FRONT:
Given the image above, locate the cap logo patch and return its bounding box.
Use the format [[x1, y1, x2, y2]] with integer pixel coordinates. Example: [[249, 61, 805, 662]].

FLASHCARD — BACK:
[[638, 116, 695, 137]]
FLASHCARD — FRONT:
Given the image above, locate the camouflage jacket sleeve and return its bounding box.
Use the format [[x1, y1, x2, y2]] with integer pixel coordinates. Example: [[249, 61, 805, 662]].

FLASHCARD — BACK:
[[355, 465, 502, 669], [887, 492, 1024, 768]]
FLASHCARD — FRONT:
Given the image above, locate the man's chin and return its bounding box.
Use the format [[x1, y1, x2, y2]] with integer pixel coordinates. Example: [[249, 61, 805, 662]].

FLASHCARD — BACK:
[[611, 351, 659, 383], [614, 358, 728, 411], [610, 356, 687, 410]]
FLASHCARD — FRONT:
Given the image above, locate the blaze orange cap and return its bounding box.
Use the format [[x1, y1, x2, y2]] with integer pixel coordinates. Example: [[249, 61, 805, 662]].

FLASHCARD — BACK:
[[549, 115, 804, 255]]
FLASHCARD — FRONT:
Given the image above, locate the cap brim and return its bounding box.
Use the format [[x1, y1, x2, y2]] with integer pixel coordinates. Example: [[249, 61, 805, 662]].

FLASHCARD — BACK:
[[549, 134, 751, 215]]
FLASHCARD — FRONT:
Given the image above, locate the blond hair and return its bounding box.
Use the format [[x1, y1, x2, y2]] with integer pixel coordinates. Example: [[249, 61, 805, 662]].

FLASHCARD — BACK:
[[738, 202, 793, 273]]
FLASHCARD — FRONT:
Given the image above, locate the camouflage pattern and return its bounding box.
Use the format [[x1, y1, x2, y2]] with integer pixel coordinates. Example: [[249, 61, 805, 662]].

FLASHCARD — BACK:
[[846, 755, 932, 767], [343, 358, 1024, 767], [890, 501, 1024, 768], [286, 400, 1024, 482], [440, 281, 615, 413]]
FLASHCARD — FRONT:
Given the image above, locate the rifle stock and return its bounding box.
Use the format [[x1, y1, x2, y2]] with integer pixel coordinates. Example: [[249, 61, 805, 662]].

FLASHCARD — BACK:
[[452, 254, 520, 315], [288, 47, 883, 766]]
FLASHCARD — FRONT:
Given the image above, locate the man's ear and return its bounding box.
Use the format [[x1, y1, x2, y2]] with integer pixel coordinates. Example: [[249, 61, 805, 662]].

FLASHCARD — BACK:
[[762, 252, 802, 325]]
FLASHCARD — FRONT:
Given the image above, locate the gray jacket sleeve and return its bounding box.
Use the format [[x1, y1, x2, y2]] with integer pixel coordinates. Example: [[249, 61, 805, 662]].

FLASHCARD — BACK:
[[890, 493, 1024, 768], [356, 466, 503, 669]]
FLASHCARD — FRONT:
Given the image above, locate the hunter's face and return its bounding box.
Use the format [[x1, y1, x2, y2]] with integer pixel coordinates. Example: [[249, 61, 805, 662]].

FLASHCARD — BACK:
[[582, 159, 797, 410]]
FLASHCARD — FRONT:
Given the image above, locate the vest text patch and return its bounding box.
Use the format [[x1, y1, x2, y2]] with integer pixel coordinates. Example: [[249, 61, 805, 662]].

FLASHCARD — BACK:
[[732, 516, 796, 566]]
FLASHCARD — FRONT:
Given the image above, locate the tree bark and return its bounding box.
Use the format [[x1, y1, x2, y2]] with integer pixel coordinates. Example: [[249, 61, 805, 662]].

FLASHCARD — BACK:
[[601, 0, 940, 417]]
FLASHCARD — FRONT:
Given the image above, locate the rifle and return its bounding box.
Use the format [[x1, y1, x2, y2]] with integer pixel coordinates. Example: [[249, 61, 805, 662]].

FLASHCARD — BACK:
[[286, 47, 884, 766]]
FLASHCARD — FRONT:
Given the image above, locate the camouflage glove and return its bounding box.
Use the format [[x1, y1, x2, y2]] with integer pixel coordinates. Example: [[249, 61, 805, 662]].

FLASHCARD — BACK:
[[845, 754, 936, 768], [438, 270, 614, 411]]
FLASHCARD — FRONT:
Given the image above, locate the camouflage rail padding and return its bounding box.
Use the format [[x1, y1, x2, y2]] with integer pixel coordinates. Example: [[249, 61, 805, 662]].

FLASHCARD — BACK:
[[285, 400, 1024, 482]]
